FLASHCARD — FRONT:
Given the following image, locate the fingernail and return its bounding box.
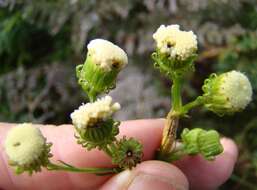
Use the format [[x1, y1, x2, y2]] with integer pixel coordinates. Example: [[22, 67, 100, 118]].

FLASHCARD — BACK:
[[111, 171, 187, 190], [100, 161, 188, 190], [128, 173, 177, 190]]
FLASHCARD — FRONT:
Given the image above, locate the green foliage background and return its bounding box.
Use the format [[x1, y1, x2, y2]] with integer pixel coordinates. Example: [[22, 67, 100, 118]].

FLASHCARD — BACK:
[[0, 0, 256, 189]]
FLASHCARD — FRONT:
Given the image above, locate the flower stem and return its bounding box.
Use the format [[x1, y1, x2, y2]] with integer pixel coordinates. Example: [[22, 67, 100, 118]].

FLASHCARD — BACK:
[[171, 75, 182, 112], [157, 75, 182, 159], [157, 112, 179, 159], [181, 96, 204, 115], [47, 161, 120, 175]]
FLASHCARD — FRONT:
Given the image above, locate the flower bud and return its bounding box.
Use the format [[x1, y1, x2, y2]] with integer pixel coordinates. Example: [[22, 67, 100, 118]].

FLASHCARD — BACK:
[[198, 130, 224, 160], [202, 71, 252, 115], [181, 128, 223, 160], [152, 25, 197, 76], [181, 128, 204, 155], [4, 123, 52, 175], [70, 95, 120, 150], [76, 39, 128, 99]]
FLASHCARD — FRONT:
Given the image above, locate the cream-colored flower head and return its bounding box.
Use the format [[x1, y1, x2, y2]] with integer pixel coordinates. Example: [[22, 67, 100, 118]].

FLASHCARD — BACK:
[[218, 71, 252, 110], [5, 123, 47, 167], [203, 70, 252, 115], [153, 25, 197, 60], [71, 95, 120, 129], [87, 39, 128, 71]]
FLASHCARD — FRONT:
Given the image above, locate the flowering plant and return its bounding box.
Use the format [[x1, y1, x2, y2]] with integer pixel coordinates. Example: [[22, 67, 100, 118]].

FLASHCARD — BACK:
[[4, 25, 252, 175]]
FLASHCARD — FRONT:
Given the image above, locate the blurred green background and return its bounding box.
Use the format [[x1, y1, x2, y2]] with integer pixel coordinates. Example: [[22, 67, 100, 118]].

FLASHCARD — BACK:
[[0, 0, 256, 189]]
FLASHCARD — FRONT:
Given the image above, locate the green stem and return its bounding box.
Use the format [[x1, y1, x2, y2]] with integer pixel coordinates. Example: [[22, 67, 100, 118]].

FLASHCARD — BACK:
[[181, 96, 204, 115], [157, 75, 183, 160], [171, 75, 182, 112], [47, 162, 119, 175]]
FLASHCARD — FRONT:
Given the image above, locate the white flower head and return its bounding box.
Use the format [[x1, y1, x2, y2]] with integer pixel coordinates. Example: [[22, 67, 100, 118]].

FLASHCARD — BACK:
[[71, 95, 121, 129], [203, 70, 252, 115], [153, 24, 197, 60], [87, 39, 128, 71], [5, 123, 47, 166], [219, 71, 252, 110]]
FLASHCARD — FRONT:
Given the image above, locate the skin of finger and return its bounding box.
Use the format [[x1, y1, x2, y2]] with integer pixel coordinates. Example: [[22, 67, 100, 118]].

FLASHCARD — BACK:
[[100, 160, 189, 190], [0, 119, 163, 190], [174, 138, 238, 190]]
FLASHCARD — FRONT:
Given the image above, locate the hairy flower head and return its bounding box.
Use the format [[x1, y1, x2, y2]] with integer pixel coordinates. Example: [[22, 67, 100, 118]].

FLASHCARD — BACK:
[[87, 39, 128, 71], [203, 70, 252, 115], [153, 24, 197, 61], [4, 123, 52, 174], [71, 95, 120, 129]]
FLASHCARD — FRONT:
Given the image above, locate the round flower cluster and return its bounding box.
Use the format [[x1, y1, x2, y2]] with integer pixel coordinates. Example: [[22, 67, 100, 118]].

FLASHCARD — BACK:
[[87, 39, 128, 72], [203, 70, 252, 115], [71, 95, 121, 129], [4, 123, 51, 174], [153, 25, 197, 61]]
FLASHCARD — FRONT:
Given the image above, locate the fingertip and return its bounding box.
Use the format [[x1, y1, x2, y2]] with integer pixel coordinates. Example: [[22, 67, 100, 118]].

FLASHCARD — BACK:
[[220, 137, 238, 163], [175, 137, 238, 190], [119, 119, 164, 160], [100, 160, 189, 190]]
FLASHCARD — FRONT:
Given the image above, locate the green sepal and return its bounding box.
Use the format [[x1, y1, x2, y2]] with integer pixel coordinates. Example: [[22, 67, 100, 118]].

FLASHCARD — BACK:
[[202, 73, 228, 116], [76, 55, 119, 100], [151, 50, 197, 79], [9, 142, 53, 175], [75, 119, 120, 150]]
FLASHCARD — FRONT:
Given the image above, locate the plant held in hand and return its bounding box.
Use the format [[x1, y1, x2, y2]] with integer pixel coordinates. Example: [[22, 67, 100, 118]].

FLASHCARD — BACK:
[[4, 25, 252, 176]]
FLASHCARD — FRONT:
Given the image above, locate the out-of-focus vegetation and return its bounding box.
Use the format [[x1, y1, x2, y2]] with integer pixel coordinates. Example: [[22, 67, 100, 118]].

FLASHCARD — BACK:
[[0, 0, 256, 189]]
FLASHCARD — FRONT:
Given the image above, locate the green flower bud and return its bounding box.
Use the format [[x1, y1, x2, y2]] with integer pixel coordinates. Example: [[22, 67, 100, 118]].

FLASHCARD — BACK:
[[152, 24, 197, 76], [181, 128, 204, 155], [181, 128, 223, 160], [70, 96, 120, 150], [4, 123, 52, 175], [198, 130, 224, 160], [202, 71, 252, 115], [76, 39, 128, 99], [111, 137, 143, 170]]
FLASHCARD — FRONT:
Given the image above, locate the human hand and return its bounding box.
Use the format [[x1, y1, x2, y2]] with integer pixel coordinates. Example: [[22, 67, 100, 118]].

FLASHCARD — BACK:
[[0, 119, 237, 190]]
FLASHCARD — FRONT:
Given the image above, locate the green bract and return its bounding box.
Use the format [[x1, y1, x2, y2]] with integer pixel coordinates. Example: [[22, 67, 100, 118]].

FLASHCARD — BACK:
[[76, 56, 120, 101], [181, 128, 224, 160], [76, 39, 128, 101], [152, 50, 197, 77], [75, 119, 120, 150]]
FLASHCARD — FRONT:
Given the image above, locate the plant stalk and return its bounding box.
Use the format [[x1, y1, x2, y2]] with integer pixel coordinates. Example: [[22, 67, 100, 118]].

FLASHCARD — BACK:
[[158, 75, 182, 158], [47, 162, 119, 175]]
